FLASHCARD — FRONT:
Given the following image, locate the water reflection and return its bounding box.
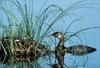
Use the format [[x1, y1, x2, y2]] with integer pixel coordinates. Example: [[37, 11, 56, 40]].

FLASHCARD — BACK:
[[0, 48, 96, 68], [0, 55, 37, 68], [0, 55, 9, 64]]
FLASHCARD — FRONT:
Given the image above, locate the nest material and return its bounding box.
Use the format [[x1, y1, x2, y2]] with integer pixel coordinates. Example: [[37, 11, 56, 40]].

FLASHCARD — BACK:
[[0, 37, 50, 63]]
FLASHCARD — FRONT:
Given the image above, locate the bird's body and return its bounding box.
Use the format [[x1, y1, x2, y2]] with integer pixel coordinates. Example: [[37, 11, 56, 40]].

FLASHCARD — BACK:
[[55, 42, 65, 68], [65, 45, 96, 56]]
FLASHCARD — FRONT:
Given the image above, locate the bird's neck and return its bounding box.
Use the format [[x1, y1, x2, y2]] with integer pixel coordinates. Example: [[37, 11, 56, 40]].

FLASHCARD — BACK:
[[58, 37, 64, 47]]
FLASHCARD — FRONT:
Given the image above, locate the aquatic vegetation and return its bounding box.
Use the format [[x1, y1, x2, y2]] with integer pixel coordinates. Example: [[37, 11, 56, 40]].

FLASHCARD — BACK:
[[0, 0, 99, 68]]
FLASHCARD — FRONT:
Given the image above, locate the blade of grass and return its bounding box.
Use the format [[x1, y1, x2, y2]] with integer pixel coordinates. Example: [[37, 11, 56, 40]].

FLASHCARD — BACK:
[[65, 26, 100, 42]]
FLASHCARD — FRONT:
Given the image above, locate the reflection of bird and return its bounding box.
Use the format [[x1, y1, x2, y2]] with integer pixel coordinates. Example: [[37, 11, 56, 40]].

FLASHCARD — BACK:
[[51, 64, 62, 68], [65, 45, 96, 56], [51, 32, 65, 68]]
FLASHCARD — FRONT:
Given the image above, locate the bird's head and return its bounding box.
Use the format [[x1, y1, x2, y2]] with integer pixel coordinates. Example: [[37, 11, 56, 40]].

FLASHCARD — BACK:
[[50, 32, 64, 39]]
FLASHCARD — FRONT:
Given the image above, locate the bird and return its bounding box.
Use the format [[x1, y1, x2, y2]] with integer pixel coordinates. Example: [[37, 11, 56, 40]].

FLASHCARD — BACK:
[[50, 32, 96, 56], [50, 32, 65, 68], [50, 32, 97, 67], [64, 44, 96, 56]]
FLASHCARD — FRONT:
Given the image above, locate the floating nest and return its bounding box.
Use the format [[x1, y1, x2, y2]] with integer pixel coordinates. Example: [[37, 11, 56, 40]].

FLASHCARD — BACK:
[[0, 36, 50, 63]]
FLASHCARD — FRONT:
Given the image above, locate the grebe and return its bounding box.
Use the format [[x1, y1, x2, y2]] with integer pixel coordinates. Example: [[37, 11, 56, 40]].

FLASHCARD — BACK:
[[51, 32, 65, 68], [51, 32, 96, 55], [50, 32, 96, 67]]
